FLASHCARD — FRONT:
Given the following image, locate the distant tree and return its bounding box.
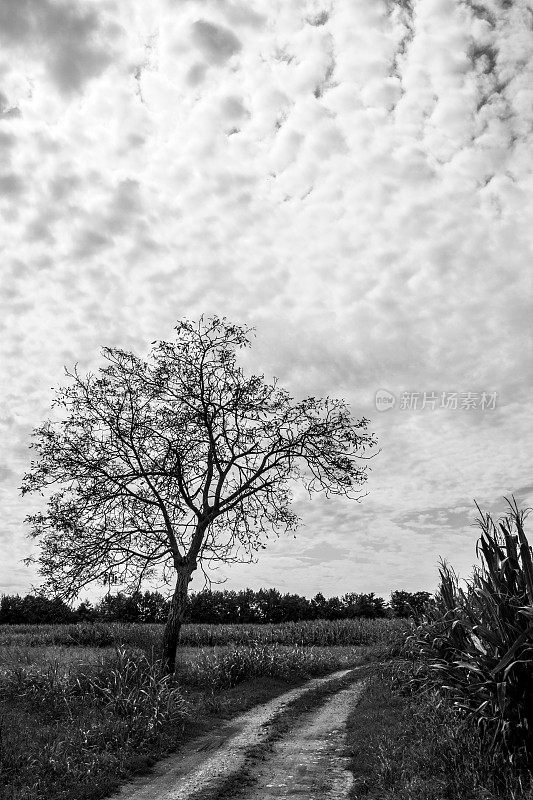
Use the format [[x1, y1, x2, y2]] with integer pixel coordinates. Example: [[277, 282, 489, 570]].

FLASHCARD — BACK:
[[323, 595, 345, 620], [341, 592, 359, 618], [0, 594, 25, 624], [137, 590, 169, 623], [219, 590, 240, 623], [22, 317, 376, 672], [97, 591, 141, 623], [235, 588, 260, 623], [26, 595, 76, 624], [343, 592, 387, 619], [362, 592, 386, 618], [256, 587, 284, 623], [279, 592, 312, 622], [0, 593, 75, 624], [390, 590, 432, 621], [310, 592, 328, 620], [76, 600, 97, 622], [187, 589, 218, 624]]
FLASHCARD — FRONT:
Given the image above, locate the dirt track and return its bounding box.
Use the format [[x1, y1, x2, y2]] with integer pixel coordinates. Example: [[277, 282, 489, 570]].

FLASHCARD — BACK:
[[112, 669, 365, 800]]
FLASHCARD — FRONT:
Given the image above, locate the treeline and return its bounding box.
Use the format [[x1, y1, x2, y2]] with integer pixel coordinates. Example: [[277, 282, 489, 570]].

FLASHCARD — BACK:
[[0, 588, 432, 625]]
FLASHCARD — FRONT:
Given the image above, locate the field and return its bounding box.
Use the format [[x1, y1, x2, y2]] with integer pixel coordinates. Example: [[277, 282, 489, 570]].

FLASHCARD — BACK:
[[0, 617, 407, 650], [0, 618, 407, 800], [4, 610, 528, 800]]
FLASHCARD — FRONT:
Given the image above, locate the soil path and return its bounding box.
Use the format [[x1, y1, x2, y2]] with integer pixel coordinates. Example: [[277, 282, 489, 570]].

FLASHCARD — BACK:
[[112, 669, 365, 800]]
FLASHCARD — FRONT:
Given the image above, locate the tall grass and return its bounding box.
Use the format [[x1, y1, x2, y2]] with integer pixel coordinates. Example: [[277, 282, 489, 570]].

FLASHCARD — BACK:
[[178, 643, 368, 690], [0, 622, 159, 651], [1, 647, 188, 733], [0, 648, 188, 800], [410, 498, 533, 765]]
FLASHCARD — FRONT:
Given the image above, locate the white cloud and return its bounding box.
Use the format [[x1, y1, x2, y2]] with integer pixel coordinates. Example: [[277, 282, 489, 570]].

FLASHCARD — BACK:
[[1, 0, 532, 600], [0, 0, 120, 95], [191, 19, 242, 65]]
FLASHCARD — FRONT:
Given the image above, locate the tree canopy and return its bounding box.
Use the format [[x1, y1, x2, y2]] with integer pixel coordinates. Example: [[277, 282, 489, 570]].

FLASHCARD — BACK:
[[22, 316, 378, 670]]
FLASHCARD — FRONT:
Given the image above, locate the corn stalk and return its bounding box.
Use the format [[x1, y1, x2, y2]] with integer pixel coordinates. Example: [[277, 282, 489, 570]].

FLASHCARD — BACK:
[[410, 498, 533, 763]]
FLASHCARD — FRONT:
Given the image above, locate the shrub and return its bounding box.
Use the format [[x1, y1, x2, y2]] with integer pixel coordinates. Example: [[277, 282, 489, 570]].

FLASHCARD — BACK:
[[349, 661, 533, 800]]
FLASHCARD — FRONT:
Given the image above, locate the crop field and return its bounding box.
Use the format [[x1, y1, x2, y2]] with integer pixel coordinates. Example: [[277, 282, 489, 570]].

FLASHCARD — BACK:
[[0, 616, 410, 650], [0, 618, 407, 800]]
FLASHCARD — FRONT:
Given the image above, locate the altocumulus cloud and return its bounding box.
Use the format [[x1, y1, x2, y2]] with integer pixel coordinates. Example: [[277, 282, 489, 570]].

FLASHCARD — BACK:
[[0, 0, 120, 95], [0, 0, 532, 600]]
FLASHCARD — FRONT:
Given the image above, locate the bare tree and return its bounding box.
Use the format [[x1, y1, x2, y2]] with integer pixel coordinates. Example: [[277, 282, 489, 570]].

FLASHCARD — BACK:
[[22, 317, 377, 672]]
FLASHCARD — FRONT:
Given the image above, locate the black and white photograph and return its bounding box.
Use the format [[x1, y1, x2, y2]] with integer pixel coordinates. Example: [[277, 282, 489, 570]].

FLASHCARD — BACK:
[[1, 0, 533, 798]]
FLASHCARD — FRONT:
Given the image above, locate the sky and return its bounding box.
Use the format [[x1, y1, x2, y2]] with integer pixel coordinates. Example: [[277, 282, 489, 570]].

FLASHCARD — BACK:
[[1, 0, 533, 602]]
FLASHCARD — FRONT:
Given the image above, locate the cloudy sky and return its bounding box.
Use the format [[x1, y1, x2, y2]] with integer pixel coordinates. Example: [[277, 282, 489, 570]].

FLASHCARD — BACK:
[[1, 0, 532, 602]]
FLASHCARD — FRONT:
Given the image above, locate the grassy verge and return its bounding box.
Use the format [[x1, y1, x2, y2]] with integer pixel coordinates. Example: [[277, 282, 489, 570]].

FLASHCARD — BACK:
[[346, 661, 533, 800]]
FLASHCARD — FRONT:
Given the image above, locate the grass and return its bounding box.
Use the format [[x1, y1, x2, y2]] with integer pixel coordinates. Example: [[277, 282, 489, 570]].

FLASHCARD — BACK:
[[178, 617, 409, 647], [0, 622, 157, 651], [0, 647, 189, 800], [346, 660, 533, 800], [5, 614, 529, 799], [0, 619, 403, 800], [176, 643, 375, 690]]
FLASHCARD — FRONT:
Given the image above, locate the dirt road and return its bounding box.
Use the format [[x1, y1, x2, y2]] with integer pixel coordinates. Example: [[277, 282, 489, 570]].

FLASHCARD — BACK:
[[235, 679, 364, 799], [113, 668, 365, 800]]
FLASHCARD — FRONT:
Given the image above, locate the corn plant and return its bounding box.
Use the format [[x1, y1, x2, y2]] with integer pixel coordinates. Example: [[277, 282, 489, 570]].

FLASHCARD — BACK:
[[410, 498, 533, 764], [0, 618, 408, 651], [178, 618, 408, 648]]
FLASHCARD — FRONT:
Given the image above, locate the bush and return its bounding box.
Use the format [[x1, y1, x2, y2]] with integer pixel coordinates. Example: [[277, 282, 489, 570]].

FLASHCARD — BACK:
[[1, 647, 188, 734]]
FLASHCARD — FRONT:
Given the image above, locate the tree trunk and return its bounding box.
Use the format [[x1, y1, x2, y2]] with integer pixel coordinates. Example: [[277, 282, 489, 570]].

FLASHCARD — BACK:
[[162, 565, 190, 674]]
